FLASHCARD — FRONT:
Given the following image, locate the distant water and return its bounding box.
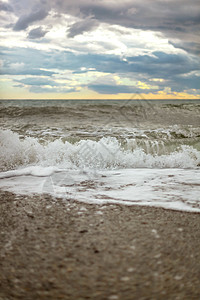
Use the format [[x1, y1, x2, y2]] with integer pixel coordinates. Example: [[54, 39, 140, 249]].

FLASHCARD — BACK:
[[0, 99, 200, 212]]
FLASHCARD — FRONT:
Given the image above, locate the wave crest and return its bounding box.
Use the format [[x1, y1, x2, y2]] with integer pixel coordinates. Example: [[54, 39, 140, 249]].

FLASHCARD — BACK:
[[0, 129, 199, 171]]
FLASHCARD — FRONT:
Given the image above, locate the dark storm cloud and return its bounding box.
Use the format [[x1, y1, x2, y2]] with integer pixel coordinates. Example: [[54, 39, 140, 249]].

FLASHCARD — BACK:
[[13, 7, 48, 31], [52, 0, 200, 50], [67, 17, 99, 38], [9, 0, 200, 45], [28, 26, 48, 39], [169, 41, 200, 56]]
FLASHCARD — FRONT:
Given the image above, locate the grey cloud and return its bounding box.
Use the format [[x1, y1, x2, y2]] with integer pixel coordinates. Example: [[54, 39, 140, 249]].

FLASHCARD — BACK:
[[9, 0, 200, 36], [0, 1, 13, 11], [88, 84, 136, 94], [67, 17, 99, 38], [8, 0, 200, 52], [88, 84, 159, 94], [169, 41, 200, 56], [58, 1, 200, 31], [170, 74, 200, 92], [16, 77, 59, 86], [0, 68, 55, 76], [28, 26, 48, 39], [13, 8, 48, 31], [57, 0, 200, 52]]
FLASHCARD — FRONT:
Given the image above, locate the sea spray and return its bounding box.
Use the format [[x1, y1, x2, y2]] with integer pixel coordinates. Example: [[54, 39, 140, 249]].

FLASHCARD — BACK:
[[1, 129, 199, 171]]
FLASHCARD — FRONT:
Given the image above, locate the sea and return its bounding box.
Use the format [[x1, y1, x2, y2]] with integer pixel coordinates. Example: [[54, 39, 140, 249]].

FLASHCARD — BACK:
[[0, 99, 200, 212]]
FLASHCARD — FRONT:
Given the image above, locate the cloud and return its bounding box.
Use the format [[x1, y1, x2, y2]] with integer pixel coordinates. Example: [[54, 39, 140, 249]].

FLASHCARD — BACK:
[[1, 45, 199, 83], [0, 47, 57, 76], [88, 81, 160, 94], [126, 51, 199, 78], [9, 1, 200, 38], [169, 74, 200, 92], [13, 7, 48, 31], [0, 1, 13, 11], [51, 0, 200, 43], [169, 41, 200, 56], [88, 84, 132, 94], [88, 84, 139, 94], [4, 0, 200, 55], [29, 86, 77, 94], [1, 68, 56, 76], [13, 74, 78, 94], [28, 26, 48, 39], [67, 17, 99, 38], [0, 12, 199, 98], [87, 74, 159, 94], [16, 77, 59, 86]]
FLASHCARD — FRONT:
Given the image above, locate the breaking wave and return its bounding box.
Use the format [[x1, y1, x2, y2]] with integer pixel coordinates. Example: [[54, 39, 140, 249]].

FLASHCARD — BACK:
[[1, 129, 200, 171]]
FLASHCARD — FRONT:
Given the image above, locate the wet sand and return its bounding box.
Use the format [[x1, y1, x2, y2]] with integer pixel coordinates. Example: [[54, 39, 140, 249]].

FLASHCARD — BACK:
[[0, 190, 200, 300]]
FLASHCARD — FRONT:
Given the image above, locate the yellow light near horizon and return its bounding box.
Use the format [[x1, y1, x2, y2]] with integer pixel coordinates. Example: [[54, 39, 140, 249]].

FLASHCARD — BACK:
[[1, 89, 199, 100], [0, 75, 199, 100]]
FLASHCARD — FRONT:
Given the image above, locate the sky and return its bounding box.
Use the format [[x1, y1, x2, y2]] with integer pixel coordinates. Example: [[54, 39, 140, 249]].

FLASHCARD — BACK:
[[0, 0, 200, 99]]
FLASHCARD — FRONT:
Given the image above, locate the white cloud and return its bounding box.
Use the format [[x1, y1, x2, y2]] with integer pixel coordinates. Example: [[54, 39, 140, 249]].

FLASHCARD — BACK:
[[63, 23, 184, 57]]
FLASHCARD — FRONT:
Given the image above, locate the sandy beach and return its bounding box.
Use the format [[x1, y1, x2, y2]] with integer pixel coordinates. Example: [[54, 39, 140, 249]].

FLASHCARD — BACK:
[[0, 190, 200, 300]]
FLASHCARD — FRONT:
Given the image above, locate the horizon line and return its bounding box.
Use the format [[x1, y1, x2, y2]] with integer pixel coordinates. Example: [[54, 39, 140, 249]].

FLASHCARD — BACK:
[[1, 98, 200, 101]]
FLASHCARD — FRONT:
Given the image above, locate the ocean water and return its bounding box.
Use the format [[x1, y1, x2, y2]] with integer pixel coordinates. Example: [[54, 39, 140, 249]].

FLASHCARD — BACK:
[[0, 99, 200, 212]]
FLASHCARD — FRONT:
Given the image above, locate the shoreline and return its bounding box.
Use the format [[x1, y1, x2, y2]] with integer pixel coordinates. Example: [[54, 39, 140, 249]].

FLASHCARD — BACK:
[[0, 190, 200, 300]]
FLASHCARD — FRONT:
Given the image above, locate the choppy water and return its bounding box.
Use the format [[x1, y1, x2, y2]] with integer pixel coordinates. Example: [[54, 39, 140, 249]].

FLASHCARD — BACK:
[[0, 99, 200, 212]]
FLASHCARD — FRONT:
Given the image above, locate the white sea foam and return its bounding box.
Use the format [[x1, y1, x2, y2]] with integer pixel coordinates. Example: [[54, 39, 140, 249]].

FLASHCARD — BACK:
[[0, 129, 199, 171], [0, 167, 199, 212], [0, 129, 200, 212], [0, 166, 61, 179]]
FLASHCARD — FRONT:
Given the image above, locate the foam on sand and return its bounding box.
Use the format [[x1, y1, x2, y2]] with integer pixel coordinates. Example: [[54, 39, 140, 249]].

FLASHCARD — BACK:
[[0, 167, 199, 213]]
